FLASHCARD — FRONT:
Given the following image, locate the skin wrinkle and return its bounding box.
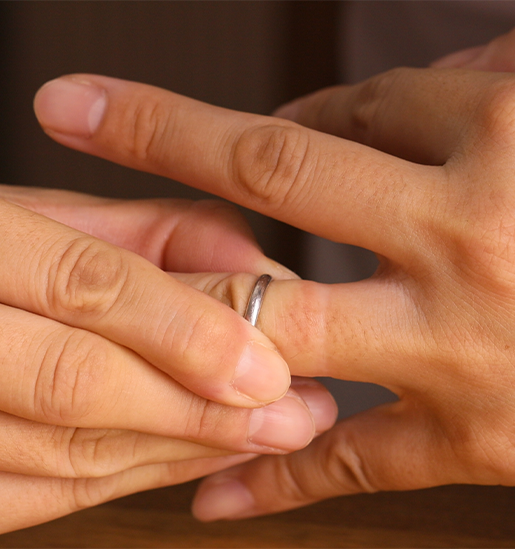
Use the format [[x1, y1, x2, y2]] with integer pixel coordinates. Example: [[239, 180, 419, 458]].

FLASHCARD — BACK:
[[22, 62, 515, 526], [442, 410, 512, 484], [143, 202, 185, 271], [277, 280, 331, 375], [48, 331, 108, 426], [49, 238, 127, 319], [327, 432, 377, 495], [274, 130, 319, 220], [122, 93, 160, 164], [231, 124, 313, 215], [31, 336, 57, 425], [67, 427, 92, 479], [0, 180, 336, 530], [164, 306, 216, 378]]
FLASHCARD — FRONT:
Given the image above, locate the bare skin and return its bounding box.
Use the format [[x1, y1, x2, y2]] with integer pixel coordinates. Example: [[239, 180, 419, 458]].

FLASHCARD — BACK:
[[30, 30, 515, 519], [0, 184, 338, 532]]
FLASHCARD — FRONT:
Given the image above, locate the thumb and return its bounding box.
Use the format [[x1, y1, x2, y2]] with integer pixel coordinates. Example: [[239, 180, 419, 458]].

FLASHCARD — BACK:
[[191, 402, 464, 520]]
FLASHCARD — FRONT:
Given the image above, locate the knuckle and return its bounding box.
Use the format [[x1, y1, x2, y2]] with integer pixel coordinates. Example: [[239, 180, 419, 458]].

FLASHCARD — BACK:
[[66, 429, 132, 478], [443, 414, 515, 483], [120, 94, 174, 163], [182, 395, 247, 448], [276, 432, 377, 506], [321, 430, 378, 494], [441, 197, 515, 297], [162, 296, 241, 375], [273, 460, 326, 505], [34, 331, 110, 425], [231, 123, 313, 212], [473, 77, 515, 146], [48, 237, 128, 318], [196, 273, 256, 315], [185, 398, 225, 441], [67, 475, 119, 512], [349, 68, 407, 144]]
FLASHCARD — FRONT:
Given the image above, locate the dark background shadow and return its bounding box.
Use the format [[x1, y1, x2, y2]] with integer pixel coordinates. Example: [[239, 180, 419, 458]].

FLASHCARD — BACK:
[[0, 1, 339, 272]]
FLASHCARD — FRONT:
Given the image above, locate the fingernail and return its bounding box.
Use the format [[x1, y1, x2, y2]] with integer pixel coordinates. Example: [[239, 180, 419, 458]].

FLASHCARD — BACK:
[[193, 476, 255, 521], [248, 390, 314, 451], [34, 78, 107, 138], [232, 342, 290, 403]]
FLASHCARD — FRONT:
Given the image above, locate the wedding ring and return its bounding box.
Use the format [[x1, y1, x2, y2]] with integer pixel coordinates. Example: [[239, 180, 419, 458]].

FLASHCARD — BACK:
[[244, 274, 272, 327]]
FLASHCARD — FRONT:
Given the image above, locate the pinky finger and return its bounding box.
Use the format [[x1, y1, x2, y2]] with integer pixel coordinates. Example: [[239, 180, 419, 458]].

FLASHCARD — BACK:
[[0, 454, 253, 534]]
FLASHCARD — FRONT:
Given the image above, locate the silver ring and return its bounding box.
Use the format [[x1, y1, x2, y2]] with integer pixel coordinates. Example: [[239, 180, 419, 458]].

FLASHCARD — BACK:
[[244, 274, 272, 327]]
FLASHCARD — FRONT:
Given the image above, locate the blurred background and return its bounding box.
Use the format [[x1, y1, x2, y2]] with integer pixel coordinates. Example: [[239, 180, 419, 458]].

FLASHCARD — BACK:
[[1, 1, 336, 268], [1, 1, 514, 417]]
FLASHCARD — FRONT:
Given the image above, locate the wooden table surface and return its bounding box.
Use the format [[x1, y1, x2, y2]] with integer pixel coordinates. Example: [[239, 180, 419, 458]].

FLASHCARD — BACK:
[[0, 482, 514, 548]]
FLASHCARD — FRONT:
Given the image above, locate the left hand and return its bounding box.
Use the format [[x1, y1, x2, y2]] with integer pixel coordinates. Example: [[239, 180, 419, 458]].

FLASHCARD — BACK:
[[0, 184, 291, 277], [34, 69, 515, 520], [0, 185, 339, 533]]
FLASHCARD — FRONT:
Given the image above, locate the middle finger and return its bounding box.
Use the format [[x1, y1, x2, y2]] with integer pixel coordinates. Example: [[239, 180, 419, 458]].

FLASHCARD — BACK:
[[0, 303, 320, 454]]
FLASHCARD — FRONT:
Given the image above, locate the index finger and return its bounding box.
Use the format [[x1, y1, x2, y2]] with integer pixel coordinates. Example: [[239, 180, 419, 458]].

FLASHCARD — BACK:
[[0, 199, 290, 407], [34, 74, 435, 259]]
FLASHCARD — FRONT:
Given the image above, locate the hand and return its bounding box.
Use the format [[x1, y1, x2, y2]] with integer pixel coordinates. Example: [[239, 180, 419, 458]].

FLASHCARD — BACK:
[[0, 185, 337, 532], [432, 26, 515, 72], [34, 70, 515, 518]]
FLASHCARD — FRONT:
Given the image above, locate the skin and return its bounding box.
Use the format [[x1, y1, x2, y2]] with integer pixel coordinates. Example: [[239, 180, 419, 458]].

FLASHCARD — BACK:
[[30, 28, 515, 521], [0, 184, 338, 532]]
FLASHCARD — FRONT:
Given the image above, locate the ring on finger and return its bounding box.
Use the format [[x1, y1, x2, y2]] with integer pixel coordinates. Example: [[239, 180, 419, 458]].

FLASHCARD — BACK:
[[244, 274, 272, 327]]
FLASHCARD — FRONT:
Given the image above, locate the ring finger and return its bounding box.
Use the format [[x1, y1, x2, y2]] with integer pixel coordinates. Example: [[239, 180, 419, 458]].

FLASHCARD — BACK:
[[171, 272, 419, 388]]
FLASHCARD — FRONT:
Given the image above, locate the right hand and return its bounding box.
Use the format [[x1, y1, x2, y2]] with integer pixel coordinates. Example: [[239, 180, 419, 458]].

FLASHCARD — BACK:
[[0, 185, 337, 533], [45, 71, 515, 522]]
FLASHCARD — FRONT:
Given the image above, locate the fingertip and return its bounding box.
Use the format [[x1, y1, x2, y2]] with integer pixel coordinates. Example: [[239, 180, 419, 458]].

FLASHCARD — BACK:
[[34, 76, 107, 138], [290, 377, 338, 434], [192, 473, 256, 521]]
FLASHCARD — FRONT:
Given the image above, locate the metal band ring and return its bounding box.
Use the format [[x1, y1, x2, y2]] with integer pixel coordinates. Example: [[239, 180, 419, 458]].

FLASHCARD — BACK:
[[243, 274, 272, 327]]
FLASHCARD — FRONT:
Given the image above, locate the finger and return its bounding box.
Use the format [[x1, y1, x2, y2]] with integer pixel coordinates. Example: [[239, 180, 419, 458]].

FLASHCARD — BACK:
[[170, 272, 419, 387], [290, 377, 338, 436], [192, 402, 469, 520], [34, 74, 439, 257], [273, 68, 512, 165], [0, 454, 253, 534], [0, 184, 295, 279], [0, 303, 320, 454], [431, 28, 515, 72], [0, 411, 230, 478], [0, 198, 291, 407], [0, 377, 335, 479]]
